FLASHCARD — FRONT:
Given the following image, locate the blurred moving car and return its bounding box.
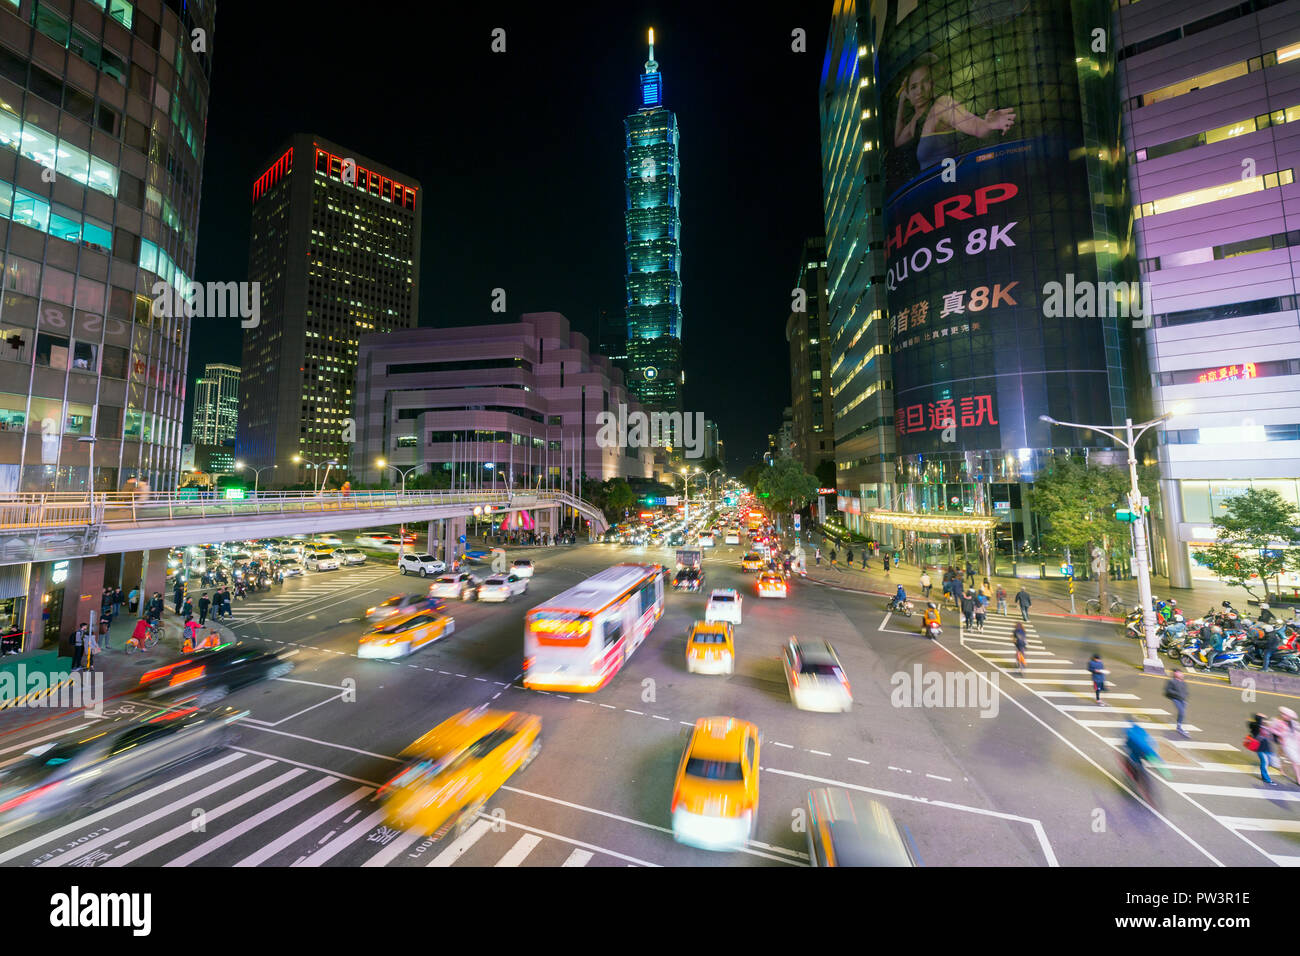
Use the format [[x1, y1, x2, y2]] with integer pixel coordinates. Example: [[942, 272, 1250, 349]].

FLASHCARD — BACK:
[[379, 706, 541, 839], [276, 556, 305, 577], [136, 644, 295, 706], [782, 638, 852, 712], [477, 574, 529, 602], [671, 717, 761, 852], [698, 532, 715, 548], [705, 588, 743, 625], [366, 592, 444, 622], [511, 559, 536, 579], [331, 547, 367, 566], [757, 571, 788, 598], [430, 572, 481, 601], [673, 567, 704, 592], [740, 552, 765, 572], [0, 707, 246, 839], [355, 532, 400, 548], [398, 553, 446, 577], [686, 622, 735, 675], [358, 608, 455, 659], [724, 532, 740, 545], [312, 534, 343, 546], [806, 788, 918, 866]]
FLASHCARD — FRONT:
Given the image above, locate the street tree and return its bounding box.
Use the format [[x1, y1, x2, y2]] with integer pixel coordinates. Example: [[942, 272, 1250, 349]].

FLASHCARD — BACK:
[[757, 457, 819, 528], [1028, 457, 1153, 611], [601, 477, 637, 523], [814, 459, 836, 488], [1197, 488, 1299, 602], [741, 464, 765, 494]]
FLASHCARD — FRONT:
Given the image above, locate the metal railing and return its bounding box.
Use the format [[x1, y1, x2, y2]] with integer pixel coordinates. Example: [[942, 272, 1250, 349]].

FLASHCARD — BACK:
[[0, 488, 605, 531]]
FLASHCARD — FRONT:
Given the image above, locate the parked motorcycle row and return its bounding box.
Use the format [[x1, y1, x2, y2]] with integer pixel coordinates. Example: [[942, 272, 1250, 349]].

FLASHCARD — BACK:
[[1124, 599, 1300, 673]]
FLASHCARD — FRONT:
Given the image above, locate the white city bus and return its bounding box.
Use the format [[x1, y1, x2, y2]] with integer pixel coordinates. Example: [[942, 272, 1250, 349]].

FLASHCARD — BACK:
[[523, 563, 665, 692]]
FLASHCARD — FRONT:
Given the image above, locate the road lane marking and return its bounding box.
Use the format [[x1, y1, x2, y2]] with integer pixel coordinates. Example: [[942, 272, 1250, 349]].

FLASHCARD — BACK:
[[427, 818, 493, 866], [771, 741, 794, 749], [562, 849, 593, 867], [295, 807, 388, 867], [165, 775, 338, 867], [229, 745, 384, 785], [479, 814, 658, 867], [808, 749, 831, 756], [1171, 782, 1300, 801], [624, 709, 644, 715], [495, 833, 543, 866], [234, 786, 373, 867], [847, 757, 870, 765], [238, 726, 402, 762]]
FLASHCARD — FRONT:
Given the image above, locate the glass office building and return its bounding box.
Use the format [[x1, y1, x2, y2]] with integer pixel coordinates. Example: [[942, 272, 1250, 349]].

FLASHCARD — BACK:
[[0, 0, 214, 495], [624, 30, 684, 418]]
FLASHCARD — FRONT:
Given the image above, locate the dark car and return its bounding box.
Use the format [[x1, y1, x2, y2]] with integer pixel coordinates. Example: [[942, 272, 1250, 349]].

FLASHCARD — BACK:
[[135, 643, 295, 706], [0, 707, 246, 838], [673, 568, 705, 592]]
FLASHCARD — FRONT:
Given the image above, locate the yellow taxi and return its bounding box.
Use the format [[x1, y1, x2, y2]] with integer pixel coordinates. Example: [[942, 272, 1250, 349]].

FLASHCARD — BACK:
[[357, 607, 455, 659], [379, 706, 541, 839], [671, 716, 760, 851], [686, 622, 735, 675], [740, 552, 765, 572], [757, 571, 788, 598]]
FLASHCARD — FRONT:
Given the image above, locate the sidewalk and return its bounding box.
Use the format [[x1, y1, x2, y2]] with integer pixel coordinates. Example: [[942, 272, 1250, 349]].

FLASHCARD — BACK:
[[797, 529, 1252, 621]]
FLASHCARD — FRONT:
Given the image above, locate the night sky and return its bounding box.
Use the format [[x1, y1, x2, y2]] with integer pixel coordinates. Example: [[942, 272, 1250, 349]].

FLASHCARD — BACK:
[[188, 2, 830, 468]]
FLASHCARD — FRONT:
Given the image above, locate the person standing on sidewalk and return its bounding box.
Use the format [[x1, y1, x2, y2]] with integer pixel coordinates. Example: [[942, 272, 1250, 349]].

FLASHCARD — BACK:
[[996, 583, 1008, 616], [1164, 669, 1189, 737], [920, 570, 932, 599], [1088, 653, 1107, 705], [83, 625, 100, 672], [70, 623, 86, 671], [98, 616, 111, 651], [846, 547, 854, 568], [829, 549, 838, 569], [198, 593, 210, 627], [883, 553, 891, 574], [182, 595, 194, 623], [815, 547, 821, 566], [959, 590, 975, 629], [128, 587, 139, 614], [1015, 586, 1032, 622], [173, 579, 184, 616]]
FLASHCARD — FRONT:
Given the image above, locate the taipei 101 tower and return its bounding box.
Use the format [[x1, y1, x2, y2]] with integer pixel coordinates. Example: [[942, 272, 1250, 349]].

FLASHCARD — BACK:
[[624, 29, 684, 423]]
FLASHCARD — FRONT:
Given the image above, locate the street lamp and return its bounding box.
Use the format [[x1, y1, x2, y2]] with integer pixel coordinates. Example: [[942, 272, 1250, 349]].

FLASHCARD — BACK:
[[235, 460, 276, 495], [1039, 408, 1182, 674], [377, 458, 425, 563], [291, 455, 336, 494]]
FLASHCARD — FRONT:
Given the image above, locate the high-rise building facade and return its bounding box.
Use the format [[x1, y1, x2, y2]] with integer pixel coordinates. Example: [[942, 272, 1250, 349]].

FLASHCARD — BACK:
[[191, 361, 237, 445], [624, 30, 684, 419], [1118, 0, 1300, 588], [820, 2, 896, 534], [844, 0, 1137, 567], [0, 0, 215, 496], [238, 133, 420, 486], [786, 237, 835, 475]]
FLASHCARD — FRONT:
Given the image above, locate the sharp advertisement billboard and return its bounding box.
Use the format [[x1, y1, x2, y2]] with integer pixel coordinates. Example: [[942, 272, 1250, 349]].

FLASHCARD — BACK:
[[872, 0, 1129, 457]]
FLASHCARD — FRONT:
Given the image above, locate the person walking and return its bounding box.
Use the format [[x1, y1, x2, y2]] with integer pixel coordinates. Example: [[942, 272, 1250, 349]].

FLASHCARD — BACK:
[[1277, 707, 1300, 784], [973, 592, 987, 632], [1088, 653, 1107, 705], [70, 623, 86, 671], [1248, 713, 1279, 786], [829, 549, 838, 569], [996, 583, 1008, 616], [128, 587, 139, 614], [1015, 586, 1032, 622], [846, 547, 854, 568], [959, 590, 976, 630], [815, 547, 821, 567], [1164, 668, 1189, 737], [198, 593, 210, 627], [965, 559, 975, 579], [97, 615, 111, 651], [883, 554, 891, 574], [1012, 622, 1028, 675], [182, 595, 194, 623], [919, 570, 932, 599], [980, 579, 992, 603], [172, 580, 184, 616]]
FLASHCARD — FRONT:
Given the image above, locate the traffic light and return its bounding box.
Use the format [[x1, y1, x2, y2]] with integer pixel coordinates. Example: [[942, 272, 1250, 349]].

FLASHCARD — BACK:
[[1115, 507, 1139, 523]]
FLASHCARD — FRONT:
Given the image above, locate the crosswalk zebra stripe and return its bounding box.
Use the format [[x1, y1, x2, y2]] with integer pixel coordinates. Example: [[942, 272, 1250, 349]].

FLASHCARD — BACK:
[[165, 775, 338, 866], [361, 827, 426, 867], [428, 818, 494, 866], [562, 848, 593, 867], [1171, 782, 1300, 801], [293, 807, 389, 867], [0, 751, 246, 866], [103, 767, 307, 867], [43, 758, 276, 867], [233, 785, 373, 867], [495, 833, 544, 866]]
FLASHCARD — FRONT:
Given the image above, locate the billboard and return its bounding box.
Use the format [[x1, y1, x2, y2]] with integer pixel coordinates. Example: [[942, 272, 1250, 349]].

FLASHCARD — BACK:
[[873, 0, 1123, 456]]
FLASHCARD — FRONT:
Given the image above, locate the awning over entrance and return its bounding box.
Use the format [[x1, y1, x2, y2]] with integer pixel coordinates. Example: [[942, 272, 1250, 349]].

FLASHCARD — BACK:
[[862, 510, 1002, 534]]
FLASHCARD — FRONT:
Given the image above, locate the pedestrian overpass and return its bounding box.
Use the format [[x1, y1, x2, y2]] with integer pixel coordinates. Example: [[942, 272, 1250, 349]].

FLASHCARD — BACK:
[[0, 489, 609, 567]]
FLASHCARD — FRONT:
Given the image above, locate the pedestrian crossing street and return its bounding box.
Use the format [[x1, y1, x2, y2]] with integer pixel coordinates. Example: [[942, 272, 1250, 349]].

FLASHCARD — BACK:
[[0, 729, 632, 868], [207, 568, 396, 626], [961, 613, 1300, 866]]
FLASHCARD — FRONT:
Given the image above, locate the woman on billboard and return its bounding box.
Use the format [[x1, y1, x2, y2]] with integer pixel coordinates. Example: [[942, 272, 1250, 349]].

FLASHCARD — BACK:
[[893, 53, 1017, 174]]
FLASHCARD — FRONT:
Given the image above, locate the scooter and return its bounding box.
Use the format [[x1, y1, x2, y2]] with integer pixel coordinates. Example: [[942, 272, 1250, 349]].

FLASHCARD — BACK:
[[922, 620, 941, 641], [887, 596, 914, 616], [1180, 636, 1247, 671]]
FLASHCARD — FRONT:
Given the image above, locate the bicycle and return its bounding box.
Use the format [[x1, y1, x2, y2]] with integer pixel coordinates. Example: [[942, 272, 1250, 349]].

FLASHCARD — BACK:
[[125, 620, 162, 654]]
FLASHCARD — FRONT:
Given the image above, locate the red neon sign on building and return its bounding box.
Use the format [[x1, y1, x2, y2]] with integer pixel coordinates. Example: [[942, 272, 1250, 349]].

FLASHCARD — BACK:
[[1197, 362, 1257, 384], [252, 147, 293, 203], [313, 146, 417, 210]]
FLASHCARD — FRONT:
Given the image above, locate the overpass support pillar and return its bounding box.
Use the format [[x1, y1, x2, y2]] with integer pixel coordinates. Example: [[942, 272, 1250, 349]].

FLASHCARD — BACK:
[[140, 549, 168, 607], [442, 516, 467, 564]]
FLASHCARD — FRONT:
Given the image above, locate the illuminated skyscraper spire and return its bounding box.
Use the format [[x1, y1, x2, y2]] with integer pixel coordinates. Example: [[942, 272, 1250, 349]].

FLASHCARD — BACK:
[[640, 27, 662, 107], [646, 28, 658, 73]]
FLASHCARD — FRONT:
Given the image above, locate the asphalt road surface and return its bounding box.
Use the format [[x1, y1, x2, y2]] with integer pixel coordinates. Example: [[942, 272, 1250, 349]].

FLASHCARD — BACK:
[[0, 540, 1290, 867]]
